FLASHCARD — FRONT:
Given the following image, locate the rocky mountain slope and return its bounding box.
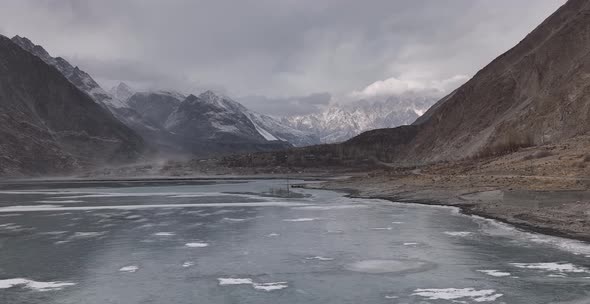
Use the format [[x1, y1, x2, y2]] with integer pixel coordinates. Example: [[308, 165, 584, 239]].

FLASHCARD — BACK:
[[0, 35, 145, 176], [11, 35, 127, 108], [282, 95, 437, 143], [392, 0, 590, 163], [164, 91, 293, 154]]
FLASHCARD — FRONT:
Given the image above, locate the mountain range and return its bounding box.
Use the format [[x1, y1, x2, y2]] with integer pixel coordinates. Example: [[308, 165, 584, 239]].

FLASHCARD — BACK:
[[7, 35, 323, 162], [281, 95, 437, 143]]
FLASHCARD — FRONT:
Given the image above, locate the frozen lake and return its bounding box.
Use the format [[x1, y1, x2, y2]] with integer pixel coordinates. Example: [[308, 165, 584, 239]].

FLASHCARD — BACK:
[[0, 179, 589, 303]]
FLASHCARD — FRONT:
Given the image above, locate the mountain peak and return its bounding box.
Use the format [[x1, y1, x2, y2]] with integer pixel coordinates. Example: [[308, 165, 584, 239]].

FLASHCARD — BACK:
[[110, 82, 136, 102], [199, 90, 222, 100], [11, 35, 53, 63], [184, 94, 198, 101]]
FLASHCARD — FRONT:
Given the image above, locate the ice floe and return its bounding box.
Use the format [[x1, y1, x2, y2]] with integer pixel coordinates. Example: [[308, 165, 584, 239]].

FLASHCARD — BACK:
[[305, 256, 334, 261], [55, 231, 106, 244], [217, 278, 287, 292], [182, 262, 194, 268], [292, 205, 368, 211], [509, 262, 588, 273], [222, 217, 248, 222], [477, 270, 511, 277], [412, 288, 503, 302], [266, 233, 280, 237], [444, 231, 473, 237], [119, 265, 139, 273], [345, 259, 432, 274], [252, 282, 288, 291], [474, 215, 590, 256], [0, 278, 76, 291], [371, 227, 393, 231], [185, 242, 209, 248], [36, 200, 84, 204], [282, 218, 320, 222], [218, 278, 253, 285], [153, 232, 175, 236]]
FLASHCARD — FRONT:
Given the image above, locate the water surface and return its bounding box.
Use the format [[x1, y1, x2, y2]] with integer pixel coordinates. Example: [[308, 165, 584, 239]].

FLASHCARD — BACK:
[[0, 179, 589, 303]]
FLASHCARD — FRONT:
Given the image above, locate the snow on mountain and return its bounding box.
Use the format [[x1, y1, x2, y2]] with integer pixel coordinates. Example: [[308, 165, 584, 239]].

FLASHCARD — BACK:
[[164, 91, 318, 150], [246, 112, 320, 146], [11, 35, 127, 108], [282, 94, 438, 143], [109, 82, 136, 102]]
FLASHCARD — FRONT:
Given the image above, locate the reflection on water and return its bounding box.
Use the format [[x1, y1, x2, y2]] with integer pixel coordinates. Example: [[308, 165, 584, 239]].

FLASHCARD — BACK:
[[0, 179, 589, 304]]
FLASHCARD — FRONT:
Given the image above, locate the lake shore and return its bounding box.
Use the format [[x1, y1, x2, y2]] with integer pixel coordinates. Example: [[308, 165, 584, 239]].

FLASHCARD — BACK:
[[306, 173, 590, 243]]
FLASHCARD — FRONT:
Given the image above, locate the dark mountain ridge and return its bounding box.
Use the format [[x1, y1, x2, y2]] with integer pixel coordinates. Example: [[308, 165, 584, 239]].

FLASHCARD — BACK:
[[0, 35, 145, 176]]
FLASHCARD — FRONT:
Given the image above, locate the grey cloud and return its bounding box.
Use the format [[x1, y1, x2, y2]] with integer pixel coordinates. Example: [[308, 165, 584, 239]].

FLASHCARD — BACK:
[[0, 0, 566, 114]]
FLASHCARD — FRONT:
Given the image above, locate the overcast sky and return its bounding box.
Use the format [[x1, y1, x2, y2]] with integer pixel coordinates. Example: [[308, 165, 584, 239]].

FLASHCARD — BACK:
[[0, 0, 566, 115]]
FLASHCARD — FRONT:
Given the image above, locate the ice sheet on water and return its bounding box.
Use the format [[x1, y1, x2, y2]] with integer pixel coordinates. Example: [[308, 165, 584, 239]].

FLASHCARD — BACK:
[[283, 218, 320, 222], [292, 205, 368, 211], [0, 201, 308, 213], [305, 256, 334, 261], [0, 278, 76, 291], [185, 242, 209, 248], [345, 259, 431, 274], [217, 278, 288, 292], [153, 232, 175, 236], [218, 278, 253, 285], [477, 270, 511, 277], [444, 231, 474, 237], [36, 200, 84, 204], [510, 262, 589, 273], [412, 288, 503, 302], [119, 265, 139, 273]]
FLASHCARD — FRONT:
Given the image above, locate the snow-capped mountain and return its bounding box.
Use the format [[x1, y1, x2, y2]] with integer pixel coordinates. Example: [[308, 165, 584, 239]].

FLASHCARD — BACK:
[[10, 35, 319, 153], [11, 35, 127, 108], [163, 91, 296, 154], [282, 95, 438, 143]]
